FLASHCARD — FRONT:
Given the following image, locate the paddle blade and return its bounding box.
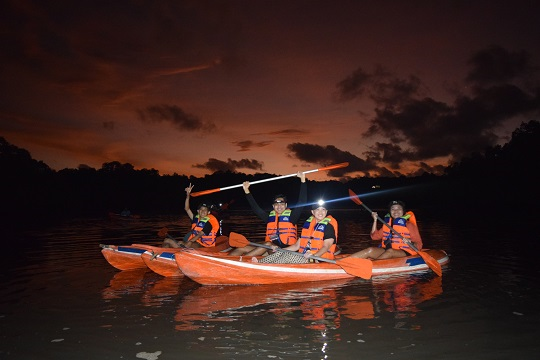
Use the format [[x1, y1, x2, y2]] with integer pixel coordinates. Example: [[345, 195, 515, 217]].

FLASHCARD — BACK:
[[336, 257, 372, 279], [229, 232, 250, 248], [348, 189, 363, 206], [318, 162, 349, 172], [418, 251, 443, 277], [190, 188, 221, 197]]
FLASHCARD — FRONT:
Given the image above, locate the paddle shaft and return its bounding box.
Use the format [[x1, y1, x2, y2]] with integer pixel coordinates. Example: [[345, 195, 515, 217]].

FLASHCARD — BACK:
[[190, 162, 349, 197]]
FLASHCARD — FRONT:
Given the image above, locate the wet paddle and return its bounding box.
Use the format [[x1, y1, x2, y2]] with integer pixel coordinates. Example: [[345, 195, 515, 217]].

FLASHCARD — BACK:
[[229, 232, 372, 280], [348, 189, 443, 277], [190, 162, 349, 197]]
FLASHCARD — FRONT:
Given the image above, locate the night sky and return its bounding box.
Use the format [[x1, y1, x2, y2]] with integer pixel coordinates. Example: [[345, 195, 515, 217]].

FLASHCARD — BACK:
[[1, 0, 539, 180]]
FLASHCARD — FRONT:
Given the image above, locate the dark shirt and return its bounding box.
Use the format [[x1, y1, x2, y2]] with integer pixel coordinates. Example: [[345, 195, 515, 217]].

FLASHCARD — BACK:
[[245, 182, 307, 223], [322, 223, 336, 244]]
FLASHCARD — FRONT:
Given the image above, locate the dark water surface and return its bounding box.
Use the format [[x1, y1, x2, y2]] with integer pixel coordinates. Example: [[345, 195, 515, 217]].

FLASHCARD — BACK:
[[1, 209, 539, 359]]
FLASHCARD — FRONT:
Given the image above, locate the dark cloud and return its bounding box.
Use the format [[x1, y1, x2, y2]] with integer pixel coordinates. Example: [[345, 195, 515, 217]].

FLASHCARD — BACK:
[[466, 45, 537, 87], [193, 158, 264, 172], [336, 46, 540, 170], [286, 143, 380, 177], [268, 129, 305, 136], [232, 140, 273, 152], [370, 142, 417, 169], [137, 105, 216, 132], [335, 65, 426, 108]]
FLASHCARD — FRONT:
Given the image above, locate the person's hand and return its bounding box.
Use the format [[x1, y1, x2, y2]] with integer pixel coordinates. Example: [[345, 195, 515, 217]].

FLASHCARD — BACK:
[[303, 252, 313, 259], [297, 171, 306, 182], [185, 183, 194, 195], [243, 181, 251, 193], [271, 245, 278, 252], [371, 211, 378, 220]]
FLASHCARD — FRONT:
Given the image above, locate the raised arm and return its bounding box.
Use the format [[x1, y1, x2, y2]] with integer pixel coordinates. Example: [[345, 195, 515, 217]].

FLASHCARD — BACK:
[[369, 211, 383, 240], [290, 172, 307, 223], [243, 181, 268, 221], [184, 183, 194, 220]]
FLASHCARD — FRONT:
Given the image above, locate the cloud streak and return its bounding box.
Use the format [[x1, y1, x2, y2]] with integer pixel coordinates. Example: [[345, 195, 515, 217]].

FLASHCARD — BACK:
[[137, 104, 216, 132], [193, 158, 264, 172]]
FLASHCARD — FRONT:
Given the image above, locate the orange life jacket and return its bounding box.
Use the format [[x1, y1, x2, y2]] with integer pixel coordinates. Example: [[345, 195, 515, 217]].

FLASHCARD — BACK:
[[381, 211, 416, 255], [299, 215, 338, 259], [266, 209, 297, 246], [188, 214, 219, 247]]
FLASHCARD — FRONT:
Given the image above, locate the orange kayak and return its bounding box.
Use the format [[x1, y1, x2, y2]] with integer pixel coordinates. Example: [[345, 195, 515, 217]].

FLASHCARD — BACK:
[[100, 244, 157, 270], [141, 236, 231, 277], [101, 236, 231, 273], [174, 249, 450, 285]]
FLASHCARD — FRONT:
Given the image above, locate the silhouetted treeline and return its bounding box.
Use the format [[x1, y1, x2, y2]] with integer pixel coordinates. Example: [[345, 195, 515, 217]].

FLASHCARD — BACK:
[[1, 120, 538, 229]]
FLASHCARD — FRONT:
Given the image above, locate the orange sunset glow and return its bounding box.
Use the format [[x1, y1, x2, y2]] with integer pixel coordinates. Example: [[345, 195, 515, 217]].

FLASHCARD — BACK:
[[1, 0, 539, 181]]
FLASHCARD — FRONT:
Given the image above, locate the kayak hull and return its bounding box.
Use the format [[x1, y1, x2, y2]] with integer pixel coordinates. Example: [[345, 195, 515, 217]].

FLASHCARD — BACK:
[[174, 249, 450, 285], [100, 244, 156, 270], [141, 236, 231, 277], [101, 236, 230, 272]]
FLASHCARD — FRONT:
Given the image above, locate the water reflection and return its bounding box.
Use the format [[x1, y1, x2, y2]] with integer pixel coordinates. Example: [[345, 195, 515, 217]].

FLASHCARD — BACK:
[[101, 269, 150, 300], [172, 273, 443, 333], [141, 276, 188, 307], [174, 280, 351, 332], [5, 211, 538, 359], [373, 273, 442, 330]]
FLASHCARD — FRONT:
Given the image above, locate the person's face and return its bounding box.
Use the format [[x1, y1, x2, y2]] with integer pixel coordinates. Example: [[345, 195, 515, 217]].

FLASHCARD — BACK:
[[272, 198, 287, 214], [390, 205, 404, 219], [198, 206, 210, 217], [311, 207, 327, 221]]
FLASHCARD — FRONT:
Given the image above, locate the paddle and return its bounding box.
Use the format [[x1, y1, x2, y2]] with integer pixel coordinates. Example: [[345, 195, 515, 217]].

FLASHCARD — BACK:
[[229, 232, 372, 280], [347, 189, 443, 277], [190, 162, 349, 197]]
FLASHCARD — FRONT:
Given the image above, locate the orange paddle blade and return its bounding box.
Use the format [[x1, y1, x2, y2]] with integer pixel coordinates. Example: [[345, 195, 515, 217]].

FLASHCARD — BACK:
[[318, 162, 349, 171], [336, 257, 372, 280], [229, 232, 250, 248], [190, 188, 221, 197], [417, 250, 443, 276], [348, 188, 363, 206]]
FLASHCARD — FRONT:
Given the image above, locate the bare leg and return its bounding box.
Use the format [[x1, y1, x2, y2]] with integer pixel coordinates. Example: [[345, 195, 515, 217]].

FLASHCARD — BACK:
[[375, 249, 407, 259], [163, 238, 180, 248], [186, 241, 202, 249], [244, 245, 269, 257], [229, 245, 255, 256], [349, 247, 385, 259]]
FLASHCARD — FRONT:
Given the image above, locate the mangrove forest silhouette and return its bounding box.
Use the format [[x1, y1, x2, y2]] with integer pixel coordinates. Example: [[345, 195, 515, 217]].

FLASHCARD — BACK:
[[1, 120, 538, 230]]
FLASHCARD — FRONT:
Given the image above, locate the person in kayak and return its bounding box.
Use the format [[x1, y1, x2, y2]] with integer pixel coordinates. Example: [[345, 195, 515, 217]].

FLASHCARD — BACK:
[[228, 171, 308, 256], [254, 199, 338, 263], [162, 183, 220, 248], [349, 200, 422, 260]]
